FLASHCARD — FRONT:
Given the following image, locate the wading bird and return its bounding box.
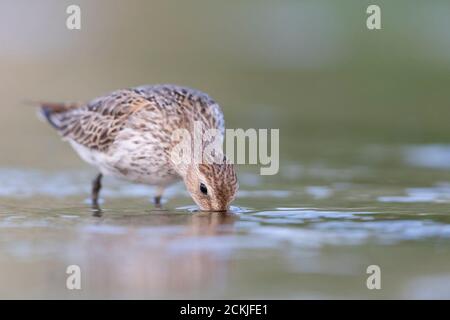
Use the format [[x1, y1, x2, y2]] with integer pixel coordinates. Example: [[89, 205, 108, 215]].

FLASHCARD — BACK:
[[38, 85, 238, 212]]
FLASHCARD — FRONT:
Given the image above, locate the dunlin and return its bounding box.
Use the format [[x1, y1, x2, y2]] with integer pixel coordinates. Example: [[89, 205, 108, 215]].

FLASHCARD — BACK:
[[39, 84, 238, 211]]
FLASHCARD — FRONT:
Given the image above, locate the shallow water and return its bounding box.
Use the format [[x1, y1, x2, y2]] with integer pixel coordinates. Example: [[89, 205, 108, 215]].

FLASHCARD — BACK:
[[1, 144, 450, 299]]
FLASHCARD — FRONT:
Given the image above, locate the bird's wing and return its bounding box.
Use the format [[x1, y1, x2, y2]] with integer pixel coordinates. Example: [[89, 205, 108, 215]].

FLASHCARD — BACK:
[[134, 84, 225, 135], [40, 89, 151, 152]]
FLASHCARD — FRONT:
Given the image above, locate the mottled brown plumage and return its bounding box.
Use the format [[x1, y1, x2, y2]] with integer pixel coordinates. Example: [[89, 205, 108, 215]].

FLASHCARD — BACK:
[[39, 84, 238, 211]]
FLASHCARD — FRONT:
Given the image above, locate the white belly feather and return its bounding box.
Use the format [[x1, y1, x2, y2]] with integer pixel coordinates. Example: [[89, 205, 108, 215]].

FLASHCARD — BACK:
[[68, 128, 180, 186]]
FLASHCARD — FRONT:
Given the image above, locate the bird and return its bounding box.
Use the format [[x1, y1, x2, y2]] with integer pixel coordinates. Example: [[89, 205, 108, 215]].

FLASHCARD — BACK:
[[38, 84, 238, 212]]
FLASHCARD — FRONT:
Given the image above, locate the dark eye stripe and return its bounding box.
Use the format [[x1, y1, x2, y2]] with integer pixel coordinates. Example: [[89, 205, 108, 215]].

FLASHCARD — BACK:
[[199, 183, 208, 195]]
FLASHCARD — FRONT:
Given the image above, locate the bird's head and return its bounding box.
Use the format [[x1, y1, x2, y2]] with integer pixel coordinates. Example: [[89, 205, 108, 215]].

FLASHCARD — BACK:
[[183, 161, 238, 212]]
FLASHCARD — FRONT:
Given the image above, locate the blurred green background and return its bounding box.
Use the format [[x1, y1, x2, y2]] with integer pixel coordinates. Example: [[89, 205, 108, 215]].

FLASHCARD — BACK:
[[1, 0, 450, 169]]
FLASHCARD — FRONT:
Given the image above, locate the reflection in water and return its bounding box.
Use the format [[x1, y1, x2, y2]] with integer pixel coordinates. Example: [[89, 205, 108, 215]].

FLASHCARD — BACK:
[[188, 211, 238, 236], [77, 211, 239, 298], [1, 162, 450, 298], [91, 203, 103, 217], [0, 208, 239, 299]]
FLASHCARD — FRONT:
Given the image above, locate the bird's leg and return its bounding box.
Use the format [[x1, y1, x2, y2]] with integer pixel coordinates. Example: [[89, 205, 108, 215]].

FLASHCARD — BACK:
[[92, 173, 103, 206], [153, 186, 164, 208]]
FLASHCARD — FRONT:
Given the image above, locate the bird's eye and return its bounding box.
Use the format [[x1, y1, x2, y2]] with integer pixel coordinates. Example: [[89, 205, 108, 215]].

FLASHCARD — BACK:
[[199, 183, 208, 195]]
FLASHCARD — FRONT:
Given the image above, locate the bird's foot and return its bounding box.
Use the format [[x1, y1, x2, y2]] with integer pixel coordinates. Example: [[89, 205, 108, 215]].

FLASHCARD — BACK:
[[91, 202, 103, 217]]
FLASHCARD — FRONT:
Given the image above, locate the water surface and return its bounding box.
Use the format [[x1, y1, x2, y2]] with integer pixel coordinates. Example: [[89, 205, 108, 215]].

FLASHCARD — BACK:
[[1, 144, 450, 299]]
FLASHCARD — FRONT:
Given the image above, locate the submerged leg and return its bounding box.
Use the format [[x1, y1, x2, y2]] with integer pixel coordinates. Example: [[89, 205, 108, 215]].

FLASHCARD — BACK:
[[92, 173, 103, 206]]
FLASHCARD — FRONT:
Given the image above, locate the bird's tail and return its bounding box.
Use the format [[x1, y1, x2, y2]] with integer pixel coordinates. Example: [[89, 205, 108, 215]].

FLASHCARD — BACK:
[[34, 102, 81, 130]]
